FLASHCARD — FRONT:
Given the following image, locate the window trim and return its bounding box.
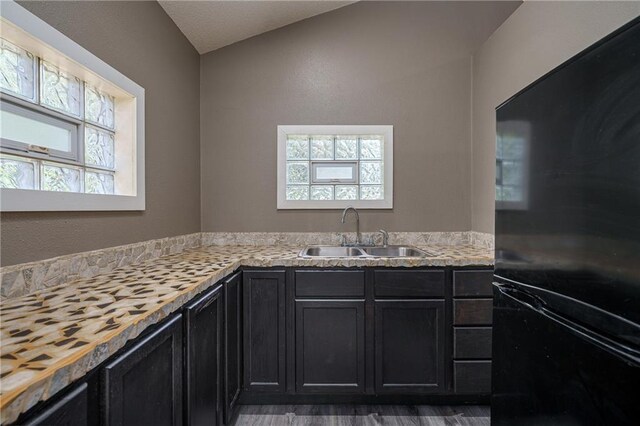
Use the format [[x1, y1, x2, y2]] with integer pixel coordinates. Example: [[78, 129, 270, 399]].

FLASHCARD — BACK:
[[277, 125, 393, 209], [0, 0, 145, 212]]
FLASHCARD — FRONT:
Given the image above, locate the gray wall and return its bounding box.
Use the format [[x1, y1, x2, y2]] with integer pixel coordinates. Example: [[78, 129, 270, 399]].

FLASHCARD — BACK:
[[200, 1, 519, 233], [1, 1, 201, 266], [471, 1, 640, 234]]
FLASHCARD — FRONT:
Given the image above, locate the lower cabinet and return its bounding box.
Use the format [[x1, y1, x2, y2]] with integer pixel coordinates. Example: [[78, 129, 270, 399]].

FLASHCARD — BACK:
[[23, 382, 88, 426], [242, 270, 286, 393], [102, 314, 183, 426], [295, 300, 365, 393], [184, 284, 224, 426], [224, 272, 242, 424], [374, 300, 446, 394]]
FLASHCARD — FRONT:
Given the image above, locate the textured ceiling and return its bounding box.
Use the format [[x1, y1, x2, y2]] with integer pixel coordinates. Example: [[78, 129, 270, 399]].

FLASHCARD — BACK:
[[158, 0, 356, 54]]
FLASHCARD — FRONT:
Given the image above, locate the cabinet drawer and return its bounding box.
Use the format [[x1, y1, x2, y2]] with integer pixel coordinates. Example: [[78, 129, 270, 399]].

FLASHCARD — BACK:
[[453, 270, 494, 297], [454, 299, 493, 325], [295, 270, 365, 298], [454, 327, 492, 359], [454, 361, 491, 394], [374, 270, 445, 298]]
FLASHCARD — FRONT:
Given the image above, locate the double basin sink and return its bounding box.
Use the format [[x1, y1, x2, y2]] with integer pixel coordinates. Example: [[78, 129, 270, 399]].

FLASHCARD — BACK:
[[299, 245, 434, 258]]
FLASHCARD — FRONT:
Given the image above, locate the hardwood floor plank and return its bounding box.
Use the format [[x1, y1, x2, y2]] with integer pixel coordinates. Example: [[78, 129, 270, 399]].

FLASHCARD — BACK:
[[234, 405, 490, 426]]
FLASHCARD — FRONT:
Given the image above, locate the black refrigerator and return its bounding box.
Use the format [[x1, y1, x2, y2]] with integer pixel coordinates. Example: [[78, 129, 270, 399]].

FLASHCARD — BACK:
[[492, 17, 640, 426]]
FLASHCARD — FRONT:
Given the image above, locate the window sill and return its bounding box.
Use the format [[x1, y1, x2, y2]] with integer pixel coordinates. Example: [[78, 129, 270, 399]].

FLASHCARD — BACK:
[[0, 188, 145, 211]]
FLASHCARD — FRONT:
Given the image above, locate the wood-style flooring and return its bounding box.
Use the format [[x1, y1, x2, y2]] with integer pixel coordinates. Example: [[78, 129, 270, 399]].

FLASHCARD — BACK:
[[233, 405, 490, 426]]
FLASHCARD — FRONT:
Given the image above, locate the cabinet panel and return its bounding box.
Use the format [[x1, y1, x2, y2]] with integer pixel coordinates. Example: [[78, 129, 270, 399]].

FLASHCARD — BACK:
[[185, 285, 223, 426], [243, 270, 286, 393], [102, 315, 183, 426], [295, 300, 365, 393], [295, 270, 364, 298], [454, 360, 492, 394], [453, 270, 494, 297], [24, 382, 88, 426], [454, 327, 492, 359], [375, 300, 445, 393], [224, 272, 242, 424], [454, 299, 493, 325], [374, 270, 445, 298]]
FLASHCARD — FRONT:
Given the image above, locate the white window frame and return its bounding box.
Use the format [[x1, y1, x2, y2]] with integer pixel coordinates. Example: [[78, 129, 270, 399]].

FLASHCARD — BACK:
[[277, 125, 393, 209], [0, 0, 145, 211]]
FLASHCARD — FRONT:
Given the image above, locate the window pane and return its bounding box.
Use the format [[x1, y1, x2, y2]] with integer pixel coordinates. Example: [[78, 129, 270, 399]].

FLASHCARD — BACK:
[[286, 135, 309, 160], [85, 84, 115, 129], [40, 61, 81, 117], [0, 105, 73, 152], [42, 163, 80, 192], [360, 161, 382, 184], [335, 137, 357, 159], [0, 38, 36, 101], [85, 126, 115, 169], [501, 161, 522, 186], [286, 185, 309, 200], [360, 136, 383, 159], [360, 185, 383, 200], [310, 185, 333, 200], [310, 136, 333, 160], [501, 185, 522, 202], [0, 155, 36, 189], [335, 185, 358, 200], [313, 162, 356, 183], [286, 161, 309, 184], [85, 170, 114, 194]]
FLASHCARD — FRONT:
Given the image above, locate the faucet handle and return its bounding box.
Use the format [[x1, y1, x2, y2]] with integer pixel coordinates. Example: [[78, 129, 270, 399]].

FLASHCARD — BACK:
[[340, 234, 347, 247]]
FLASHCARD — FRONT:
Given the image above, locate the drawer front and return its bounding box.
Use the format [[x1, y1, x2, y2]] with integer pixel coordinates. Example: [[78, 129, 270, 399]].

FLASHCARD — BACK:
[[374, 270, 445, 298], [295, 270, 365, 298], [454, 361, 491, 394], [454, 327, 492, 359], [454, 299, 493, 325], [453, 270, 494, 297]]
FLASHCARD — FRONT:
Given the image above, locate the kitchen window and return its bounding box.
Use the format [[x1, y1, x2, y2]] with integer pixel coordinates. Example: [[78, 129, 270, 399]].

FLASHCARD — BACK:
[[496, 120, 529, 210], [0, 0, 145, 211], [277, 125, 393, 209]]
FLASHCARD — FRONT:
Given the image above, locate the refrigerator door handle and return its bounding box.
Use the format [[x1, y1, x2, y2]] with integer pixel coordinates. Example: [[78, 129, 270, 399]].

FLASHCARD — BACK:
[[495, 283, 640, 366]]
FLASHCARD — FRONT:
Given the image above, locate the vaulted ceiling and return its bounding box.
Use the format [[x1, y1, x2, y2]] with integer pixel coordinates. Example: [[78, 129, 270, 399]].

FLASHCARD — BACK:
[[158, 1, 356, 54]]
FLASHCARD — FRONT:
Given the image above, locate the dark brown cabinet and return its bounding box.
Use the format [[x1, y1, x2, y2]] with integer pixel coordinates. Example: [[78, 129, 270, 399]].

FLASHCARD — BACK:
[[184, 285, 223, 426], [295, 300, 365, 393], [242, 270, 286, 393], [23, 382, 88, 426], [374, 300, 446, 394], [102, 315, 183, 426], [224, 272, 242, 424]]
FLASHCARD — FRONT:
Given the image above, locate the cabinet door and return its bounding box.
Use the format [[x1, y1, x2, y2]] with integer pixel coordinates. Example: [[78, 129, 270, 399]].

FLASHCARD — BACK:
[[24, 382, 88, 426], [102, 314, 183, 426], [224, 272, 242, 423], [295, 300, 365, 394], [243, 270, 286, 393], [185, 285, 223, 426], [375, 300, 445, 393]]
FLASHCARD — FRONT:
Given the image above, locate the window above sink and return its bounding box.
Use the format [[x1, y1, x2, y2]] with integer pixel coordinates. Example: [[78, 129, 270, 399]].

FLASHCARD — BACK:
[[277, 125, 393, 209]]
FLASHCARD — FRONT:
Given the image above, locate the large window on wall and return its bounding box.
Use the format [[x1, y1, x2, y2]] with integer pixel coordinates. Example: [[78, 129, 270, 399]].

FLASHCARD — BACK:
[[0, 0, 144, 211], [277, 125, 393, 209]]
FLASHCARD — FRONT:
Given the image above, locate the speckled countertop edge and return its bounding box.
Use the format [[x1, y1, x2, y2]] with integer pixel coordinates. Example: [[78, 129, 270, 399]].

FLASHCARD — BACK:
[[0, 244, 493, 424]]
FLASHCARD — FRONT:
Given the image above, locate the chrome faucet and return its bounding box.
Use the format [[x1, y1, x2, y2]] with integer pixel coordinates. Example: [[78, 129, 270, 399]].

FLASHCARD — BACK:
[[377, 229, 389, 247], [341, 206, 361, 246]]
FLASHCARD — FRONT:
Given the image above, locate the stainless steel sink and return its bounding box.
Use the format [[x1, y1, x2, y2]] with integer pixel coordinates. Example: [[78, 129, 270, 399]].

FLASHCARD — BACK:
[[299, 246, 367, 257], [298, 245, 433, 258], [361, 246, 433, 257]]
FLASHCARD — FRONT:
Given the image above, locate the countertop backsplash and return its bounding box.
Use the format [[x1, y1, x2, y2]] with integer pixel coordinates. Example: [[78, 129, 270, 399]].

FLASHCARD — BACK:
[[1, 231, 494, 300]]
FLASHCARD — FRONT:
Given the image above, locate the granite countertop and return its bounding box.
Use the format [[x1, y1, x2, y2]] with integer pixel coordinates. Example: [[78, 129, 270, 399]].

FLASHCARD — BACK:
[[0, 244, 492, 423]]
